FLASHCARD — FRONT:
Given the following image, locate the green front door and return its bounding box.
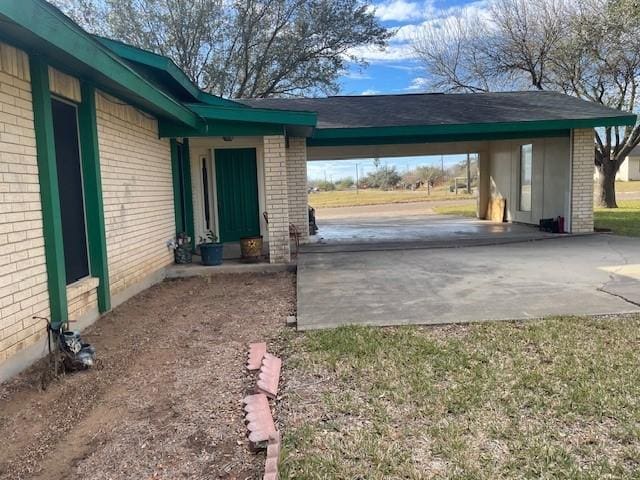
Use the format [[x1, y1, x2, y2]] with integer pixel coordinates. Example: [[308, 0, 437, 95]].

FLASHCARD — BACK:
[[215, 148, 260, 242]]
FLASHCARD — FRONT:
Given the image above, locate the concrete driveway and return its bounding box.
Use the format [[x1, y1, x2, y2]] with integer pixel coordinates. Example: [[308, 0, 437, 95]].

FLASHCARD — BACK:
[[297, 234, 640, 330]]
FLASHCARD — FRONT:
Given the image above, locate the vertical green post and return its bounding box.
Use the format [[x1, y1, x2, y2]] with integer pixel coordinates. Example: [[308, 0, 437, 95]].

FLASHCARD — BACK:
[[170, 139, 184, 235], [29, 56, 68, 329], [78, 83, 111, 313], [182, 138, 195, 249]]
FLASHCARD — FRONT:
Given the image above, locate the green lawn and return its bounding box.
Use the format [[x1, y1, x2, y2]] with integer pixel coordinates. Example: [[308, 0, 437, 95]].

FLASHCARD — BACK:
[[433, 203, 477, 218], [279, 317, 640, 479], [433, 200, 640, 237], [595, 200, 640, 236], [309, 188, 474, 208]]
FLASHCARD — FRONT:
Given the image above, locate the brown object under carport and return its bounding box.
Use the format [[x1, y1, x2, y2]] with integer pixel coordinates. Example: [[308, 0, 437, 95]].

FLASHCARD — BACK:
[[487, 197, 506, 222]]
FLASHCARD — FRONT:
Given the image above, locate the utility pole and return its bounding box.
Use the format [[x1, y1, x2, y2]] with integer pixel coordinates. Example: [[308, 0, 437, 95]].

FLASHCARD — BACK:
[[355, 164, 359, 194], [466, 153, 472, 194]]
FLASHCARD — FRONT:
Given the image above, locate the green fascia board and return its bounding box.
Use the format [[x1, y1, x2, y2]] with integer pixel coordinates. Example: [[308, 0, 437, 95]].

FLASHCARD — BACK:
[[1, 0, 199, 128], [197, 91, 250, 108], [186, 103, 317, 127], [95, 35, 245, 109], [311, 116, 637, 142], [170, 139, 184, 235], [78, 83, 111, 313], [159, 119, 285, 138], [29, 55, 69, 330], [307, 129, 572, 147]]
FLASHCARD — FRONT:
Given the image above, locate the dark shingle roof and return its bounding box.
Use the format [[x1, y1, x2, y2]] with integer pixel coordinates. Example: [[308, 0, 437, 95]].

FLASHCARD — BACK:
[[238, 92, 634, 130]]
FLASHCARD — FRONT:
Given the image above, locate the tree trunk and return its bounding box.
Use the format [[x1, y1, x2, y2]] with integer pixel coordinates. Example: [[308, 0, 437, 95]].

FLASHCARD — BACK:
[[596, 163, 618, 208]]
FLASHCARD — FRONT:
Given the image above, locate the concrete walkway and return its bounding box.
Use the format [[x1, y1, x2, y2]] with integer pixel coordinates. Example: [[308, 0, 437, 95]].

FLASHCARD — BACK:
[[297, 234, 640, 330]]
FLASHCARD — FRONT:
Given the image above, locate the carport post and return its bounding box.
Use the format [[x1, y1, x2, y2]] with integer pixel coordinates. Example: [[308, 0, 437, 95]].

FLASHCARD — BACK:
[[263, 135, 291, 263], [477, 151, 490, 219]]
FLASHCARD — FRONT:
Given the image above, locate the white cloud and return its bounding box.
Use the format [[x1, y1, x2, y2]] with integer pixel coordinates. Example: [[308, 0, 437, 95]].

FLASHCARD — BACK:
[[351, 1, 489, 63], [370, 0, 426, 22], [360, 89, 381, 95], [406, 76, 428, 91], [348, 42, 416, 62]]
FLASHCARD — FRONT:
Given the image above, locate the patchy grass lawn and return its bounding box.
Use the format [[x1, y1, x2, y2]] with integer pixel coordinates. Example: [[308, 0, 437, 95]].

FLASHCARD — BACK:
[[433, 202, 477, 217], [279, 317, 640, 479], [309, 188, 474, 208], [595, 200, 640, 237]]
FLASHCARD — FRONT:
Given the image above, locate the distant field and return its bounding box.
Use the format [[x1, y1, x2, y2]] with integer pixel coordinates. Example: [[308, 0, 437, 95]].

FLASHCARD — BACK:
[[433, 203, 477, 217], [614, 180, 640, 193], [309, 188, 474, 208]]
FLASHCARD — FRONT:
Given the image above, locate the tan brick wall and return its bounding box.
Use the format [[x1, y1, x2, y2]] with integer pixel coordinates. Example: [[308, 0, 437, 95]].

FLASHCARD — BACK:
[[96, 91, 175, 296], [286, 137, 309, 242], [0, 42, 50, 365], [48, 67, 81, 103], [571, 129, 595, 233], [263, 135, 290, 263]]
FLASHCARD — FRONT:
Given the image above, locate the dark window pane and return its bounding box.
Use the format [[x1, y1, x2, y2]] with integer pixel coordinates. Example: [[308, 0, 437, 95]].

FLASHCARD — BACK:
[[52, 98, 89, 284]]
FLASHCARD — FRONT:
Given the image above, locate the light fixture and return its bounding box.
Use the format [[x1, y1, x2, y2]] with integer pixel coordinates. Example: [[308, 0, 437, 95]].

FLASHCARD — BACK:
[[223, 136, 234, 142]]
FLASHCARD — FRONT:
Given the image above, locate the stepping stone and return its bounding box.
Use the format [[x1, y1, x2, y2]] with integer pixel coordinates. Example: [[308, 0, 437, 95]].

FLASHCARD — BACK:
[[243, 394, 276, 445], [257, 353, 282, 399], [247, 342, 267, 370]]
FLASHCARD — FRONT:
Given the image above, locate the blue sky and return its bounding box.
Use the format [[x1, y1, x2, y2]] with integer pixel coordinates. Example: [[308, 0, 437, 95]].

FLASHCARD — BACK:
[[308, 0, 484, 180]]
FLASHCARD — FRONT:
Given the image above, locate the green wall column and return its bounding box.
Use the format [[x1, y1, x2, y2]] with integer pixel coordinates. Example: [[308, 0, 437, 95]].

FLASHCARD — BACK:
[[29, 56, 68, 330], [170, 138, 184, 235], [78, 83, 111, 313]]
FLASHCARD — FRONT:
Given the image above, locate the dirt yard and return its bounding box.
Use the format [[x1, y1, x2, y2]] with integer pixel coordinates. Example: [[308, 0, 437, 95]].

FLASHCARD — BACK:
[[0, 273, 295, 480]]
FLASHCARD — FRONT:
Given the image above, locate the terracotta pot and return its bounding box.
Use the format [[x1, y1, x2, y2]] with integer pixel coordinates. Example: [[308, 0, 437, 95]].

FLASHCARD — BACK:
[[240, 236, 263, 262]]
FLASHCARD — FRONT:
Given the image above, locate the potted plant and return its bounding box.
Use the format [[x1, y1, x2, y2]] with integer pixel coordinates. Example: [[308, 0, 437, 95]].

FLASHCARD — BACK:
[[199, 230, 223, 266], [171, 232, 192, 264]]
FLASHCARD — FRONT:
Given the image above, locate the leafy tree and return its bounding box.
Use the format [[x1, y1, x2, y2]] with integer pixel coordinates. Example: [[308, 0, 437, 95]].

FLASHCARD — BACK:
[[316, 180, 336, 191], [54, 0, 391, 98], [335, 177, 354, 190], [414, 0, 640, 207], [364, 165, 401, 190]]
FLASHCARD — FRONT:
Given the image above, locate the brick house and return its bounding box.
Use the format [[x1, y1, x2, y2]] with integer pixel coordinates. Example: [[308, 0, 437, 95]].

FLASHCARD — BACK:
[[0, 0, 636, 380]]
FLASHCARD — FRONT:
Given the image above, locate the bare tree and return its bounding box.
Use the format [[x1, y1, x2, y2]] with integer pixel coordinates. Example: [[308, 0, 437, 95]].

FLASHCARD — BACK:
[[53, 0, 390, 98], [413, 0, 640, 207]]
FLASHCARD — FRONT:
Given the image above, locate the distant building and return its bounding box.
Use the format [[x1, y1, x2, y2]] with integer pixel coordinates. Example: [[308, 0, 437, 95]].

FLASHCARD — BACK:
[[595, 146, 640, 181]]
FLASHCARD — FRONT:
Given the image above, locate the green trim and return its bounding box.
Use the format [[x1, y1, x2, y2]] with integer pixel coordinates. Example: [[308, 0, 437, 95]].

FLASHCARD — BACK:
[[181, 139, 195, 249], [310, 116, 636, 143], [1, 0, 199, 128], [158, 120, 285, 138], [307, 129, 572, 147], [170, 139, 184, 236], [78, 83, 111, 313], [186, 103, 317, 127], [29, 56, 68, 330], [95, 35, 246, 108]]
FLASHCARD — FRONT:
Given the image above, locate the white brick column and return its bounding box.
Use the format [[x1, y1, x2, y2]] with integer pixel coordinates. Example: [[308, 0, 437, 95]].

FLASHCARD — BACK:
[[287, 137, 310, 242], [570, 128, 595, 233], [263, 136, 291, 263]]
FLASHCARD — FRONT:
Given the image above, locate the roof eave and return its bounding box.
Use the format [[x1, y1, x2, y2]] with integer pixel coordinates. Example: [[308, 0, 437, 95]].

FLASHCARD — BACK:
[[186, 103, 317, 128], [311, 115, 637, 141]]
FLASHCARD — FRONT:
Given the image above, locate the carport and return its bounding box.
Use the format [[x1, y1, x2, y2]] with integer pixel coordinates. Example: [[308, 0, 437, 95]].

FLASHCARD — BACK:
[[240, 92, 640, 330], [239, 91, 636, 257]]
